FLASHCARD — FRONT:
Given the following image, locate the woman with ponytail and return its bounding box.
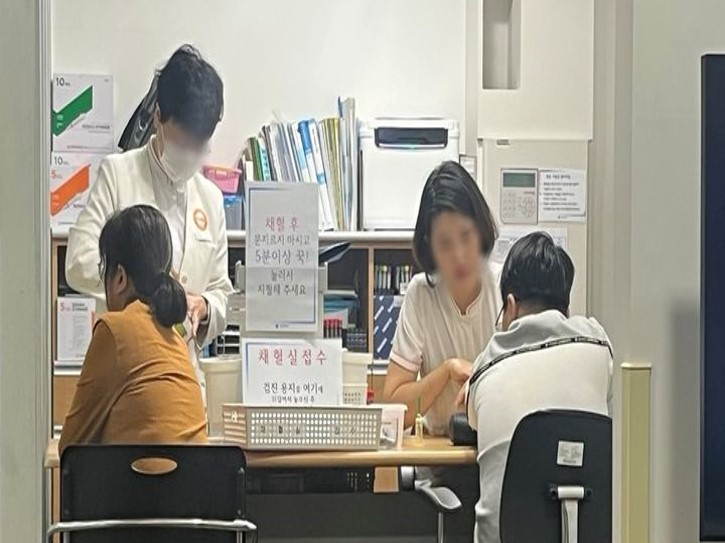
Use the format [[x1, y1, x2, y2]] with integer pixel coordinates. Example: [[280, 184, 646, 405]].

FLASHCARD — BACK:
[[59, 205, 207, 454]]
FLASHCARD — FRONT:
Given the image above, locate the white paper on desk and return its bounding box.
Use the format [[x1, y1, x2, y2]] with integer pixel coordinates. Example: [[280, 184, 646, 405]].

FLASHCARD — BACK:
[[538, 169, 587, 222], [492, 226, 568, 265], [57, 297, 96, 361], [242, 338, 342, 406], [245, 181, 319, 332]]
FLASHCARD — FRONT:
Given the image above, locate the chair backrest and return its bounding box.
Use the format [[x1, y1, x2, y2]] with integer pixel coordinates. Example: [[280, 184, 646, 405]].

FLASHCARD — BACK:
[[499, 410, 612, 543], [60, 444, 246, 543]]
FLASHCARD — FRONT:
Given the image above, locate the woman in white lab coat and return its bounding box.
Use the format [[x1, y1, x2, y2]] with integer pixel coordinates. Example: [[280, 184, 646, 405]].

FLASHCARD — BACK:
[[66, 45, 233, 383]]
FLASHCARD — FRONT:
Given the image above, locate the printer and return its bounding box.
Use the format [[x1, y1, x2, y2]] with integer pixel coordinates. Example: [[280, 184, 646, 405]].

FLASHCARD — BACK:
[[360, 118, 460, 230]]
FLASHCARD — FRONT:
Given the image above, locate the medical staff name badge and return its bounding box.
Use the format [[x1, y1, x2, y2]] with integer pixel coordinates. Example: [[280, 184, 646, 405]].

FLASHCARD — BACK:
[[193, 208, 208, 231]]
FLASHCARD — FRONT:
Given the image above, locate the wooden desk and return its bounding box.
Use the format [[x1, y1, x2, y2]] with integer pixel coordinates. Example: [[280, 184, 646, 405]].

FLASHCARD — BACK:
[[45, 437, 476, 470]]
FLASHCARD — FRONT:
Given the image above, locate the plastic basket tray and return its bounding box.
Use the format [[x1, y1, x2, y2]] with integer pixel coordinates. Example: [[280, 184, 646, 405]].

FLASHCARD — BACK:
[[222, 404, 382, 450]]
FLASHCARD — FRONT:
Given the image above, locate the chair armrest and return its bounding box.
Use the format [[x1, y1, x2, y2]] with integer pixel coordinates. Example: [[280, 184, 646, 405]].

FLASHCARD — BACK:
[[47, 518, 256, 542], [414, 480, 462, 513], [399, 466, 416, 491]]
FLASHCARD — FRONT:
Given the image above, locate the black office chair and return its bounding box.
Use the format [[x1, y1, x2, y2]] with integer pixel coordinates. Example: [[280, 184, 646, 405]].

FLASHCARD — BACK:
[[47, 444, 256, 543], [499, 410, 612, 543]]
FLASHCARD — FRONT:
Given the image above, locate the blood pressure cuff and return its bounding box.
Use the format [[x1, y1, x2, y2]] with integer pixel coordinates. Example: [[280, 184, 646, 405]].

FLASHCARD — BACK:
[[448, 412, 477, 446]]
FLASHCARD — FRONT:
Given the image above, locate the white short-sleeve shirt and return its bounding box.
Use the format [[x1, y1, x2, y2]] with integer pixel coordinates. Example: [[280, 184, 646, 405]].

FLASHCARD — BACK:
[[390, 262, 502, 435]]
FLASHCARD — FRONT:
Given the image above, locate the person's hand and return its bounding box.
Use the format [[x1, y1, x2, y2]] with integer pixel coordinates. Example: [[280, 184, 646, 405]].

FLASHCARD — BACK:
[[446, 358, 473, 384], [186, 294, 209, 337], [454, 382, 469, 409]]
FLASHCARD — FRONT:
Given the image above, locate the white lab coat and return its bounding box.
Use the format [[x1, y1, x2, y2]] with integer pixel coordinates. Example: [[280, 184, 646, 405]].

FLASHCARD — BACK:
[[65, 143, 234, 358]]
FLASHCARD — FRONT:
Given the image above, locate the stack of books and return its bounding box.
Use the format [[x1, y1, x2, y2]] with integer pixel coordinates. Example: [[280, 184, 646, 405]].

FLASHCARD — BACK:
[[237, 97, 358, 231]]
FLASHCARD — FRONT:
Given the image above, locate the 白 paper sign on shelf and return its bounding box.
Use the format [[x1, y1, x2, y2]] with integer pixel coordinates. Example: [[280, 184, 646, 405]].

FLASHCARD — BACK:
[[492, 226, 569, 266], [245, 181, 320, 332], [57, 297, 96, 361], [50, 152, 105, 230], [52, 73, 114, 153]]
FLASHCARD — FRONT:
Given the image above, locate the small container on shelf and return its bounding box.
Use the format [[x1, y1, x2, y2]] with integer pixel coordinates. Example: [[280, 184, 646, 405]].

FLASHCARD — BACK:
[[323, 317, 345, 339], [223, 195, 243, 230], [199, 355, 242, 437], [342, 351, 372, 384], [203, 165, 241, 194]]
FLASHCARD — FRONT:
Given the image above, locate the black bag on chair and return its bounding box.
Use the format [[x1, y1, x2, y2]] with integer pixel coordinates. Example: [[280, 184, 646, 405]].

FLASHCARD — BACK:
[[118, 73, 158, 152]]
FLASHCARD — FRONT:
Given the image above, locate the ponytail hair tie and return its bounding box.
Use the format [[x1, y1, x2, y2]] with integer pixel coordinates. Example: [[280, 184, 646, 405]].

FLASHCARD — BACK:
[[153, 271, 170, 291]]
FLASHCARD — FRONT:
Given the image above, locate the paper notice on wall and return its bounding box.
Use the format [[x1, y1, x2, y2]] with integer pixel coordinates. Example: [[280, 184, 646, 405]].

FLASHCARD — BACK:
[[245, 181, 319, 332], [538, 169, 587, 222], [50, 152, 105, 231], [242, 338, 342, 406], [57, 297, 96, 361], [492, 226, 568, 265], [52, 73, 114, 153]]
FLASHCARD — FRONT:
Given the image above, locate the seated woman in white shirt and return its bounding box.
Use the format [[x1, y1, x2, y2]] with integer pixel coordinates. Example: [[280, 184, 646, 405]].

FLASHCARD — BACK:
[[382, 160, 501, 436]]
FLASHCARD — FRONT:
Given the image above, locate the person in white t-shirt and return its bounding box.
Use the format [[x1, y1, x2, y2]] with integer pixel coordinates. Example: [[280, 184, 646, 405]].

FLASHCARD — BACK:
[[382, 160, 501, 436], [466, 232, 613, 543]]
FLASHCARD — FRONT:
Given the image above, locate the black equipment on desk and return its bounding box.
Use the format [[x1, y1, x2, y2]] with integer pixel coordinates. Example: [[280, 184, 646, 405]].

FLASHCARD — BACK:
[[448, 413, 477, 446], [500, 410, 611, 543], [49, 445, 255, 543]]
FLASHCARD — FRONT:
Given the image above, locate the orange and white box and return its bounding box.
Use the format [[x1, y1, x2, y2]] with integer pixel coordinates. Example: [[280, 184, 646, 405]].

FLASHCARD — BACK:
[[50, 152, 105, 230]]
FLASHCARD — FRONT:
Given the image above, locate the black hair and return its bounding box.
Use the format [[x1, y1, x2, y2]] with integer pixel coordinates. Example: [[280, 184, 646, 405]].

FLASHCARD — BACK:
[[500, 232, 575, 314], [413, 160, 498, 286], [99, 205, 187, 327], [156, 44, 223, 140]]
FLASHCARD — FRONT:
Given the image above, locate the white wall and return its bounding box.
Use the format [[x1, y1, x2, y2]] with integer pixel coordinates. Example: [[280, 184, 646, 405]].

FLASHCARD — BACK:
[[52, 0, 467, 165], [0, 0, 50, 541], [590, 0, 724, 541], [628, 1, 706, 540], [588, 0, 632, 540]]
